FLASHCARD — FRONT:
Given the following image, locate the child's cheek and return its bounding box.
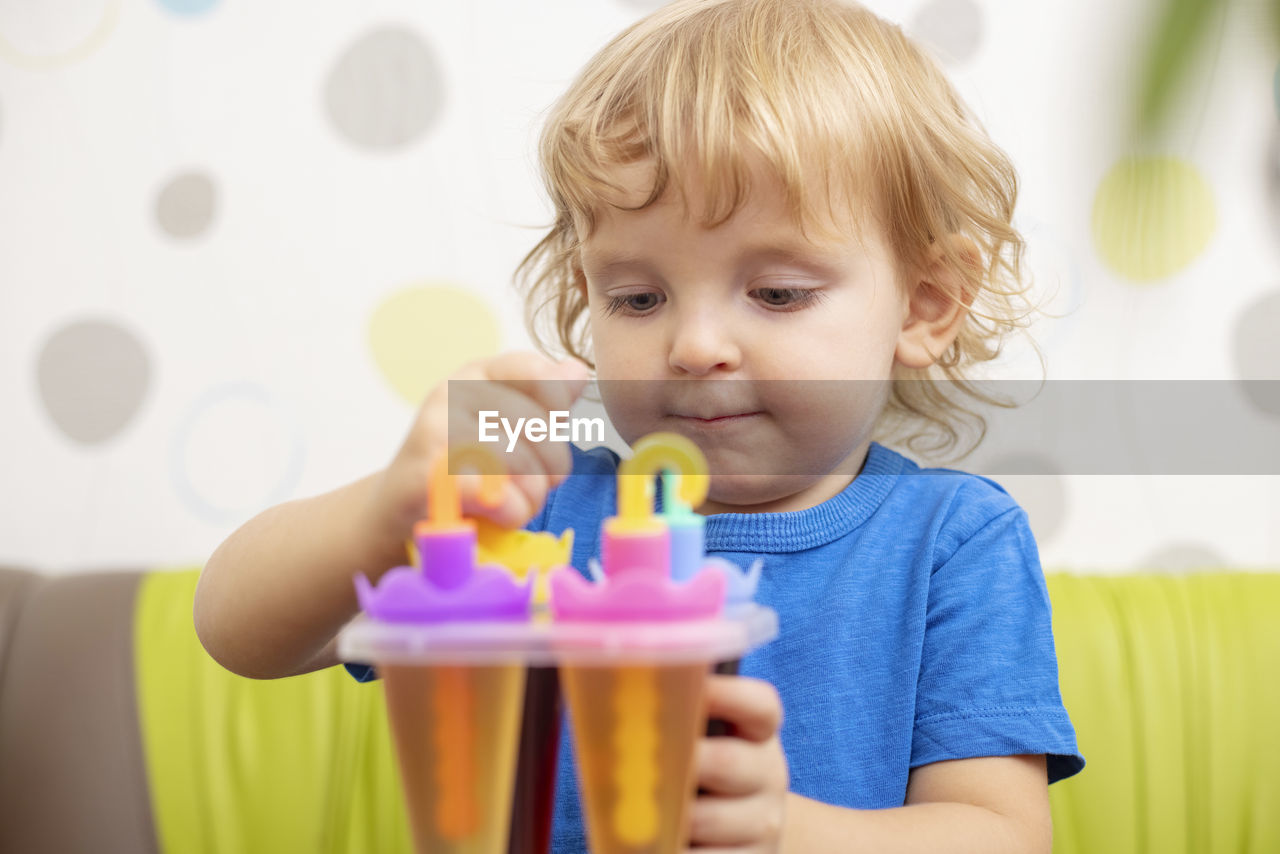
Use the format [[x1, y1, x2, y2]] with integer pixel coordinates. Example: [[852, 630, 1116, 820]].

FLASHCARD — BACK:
[[596, 378, 660, 446]]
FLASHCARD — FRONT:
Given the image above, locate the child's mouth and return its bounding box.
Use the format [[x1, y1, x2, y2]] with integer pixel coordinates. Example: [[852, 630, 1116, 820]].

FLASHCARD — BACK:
[[667, 411, 765, 430]]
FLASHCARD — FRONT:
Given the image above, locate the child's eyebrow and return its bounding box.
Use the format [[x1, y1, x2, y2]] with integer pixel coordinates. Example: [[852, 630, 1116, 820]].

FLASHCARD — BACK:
[[579, 251, 657, 278], [583, 243, 846, 277], [741, 244, 846, 276]]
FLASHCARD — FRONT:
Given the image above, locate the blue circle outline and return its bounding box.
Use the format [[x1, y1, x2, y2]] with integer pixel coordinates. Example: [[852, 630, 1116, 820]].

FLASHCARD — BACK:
[[170, 381, 306, 524]]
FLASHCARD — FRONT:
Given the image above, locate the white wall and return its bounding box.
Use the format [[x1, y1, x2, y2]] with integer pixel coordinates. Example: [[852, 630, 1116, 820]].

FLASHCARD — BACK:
[[2, 0, 1277, 573]]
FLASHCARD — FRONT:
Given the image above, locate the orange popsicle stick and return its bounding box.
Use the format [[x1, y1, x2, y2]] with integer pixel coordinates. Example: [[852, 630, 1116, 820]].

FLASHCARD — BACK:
[[413, 445, 508, 543], [433, 665, 479, 841]]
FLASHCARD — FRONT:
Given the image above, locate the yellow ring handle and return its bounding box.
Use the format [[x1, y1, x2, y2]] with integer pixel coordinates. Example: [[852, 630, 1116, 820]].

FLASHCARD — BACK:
[[617, 433, 708, 521]]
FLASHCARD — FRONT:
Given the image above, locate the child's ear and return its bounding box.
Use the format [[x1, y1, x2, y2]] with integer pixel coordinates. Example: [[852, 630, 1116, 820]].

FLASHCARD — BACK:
[[894, 235, 981, 370]]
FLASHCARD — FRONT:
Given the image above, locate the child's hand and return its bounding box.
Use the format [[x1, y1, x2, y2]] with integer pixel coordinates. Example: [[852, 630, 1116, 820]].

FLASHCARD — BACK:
[[688, 675, 790, 852], [368, 351, 590, 546]]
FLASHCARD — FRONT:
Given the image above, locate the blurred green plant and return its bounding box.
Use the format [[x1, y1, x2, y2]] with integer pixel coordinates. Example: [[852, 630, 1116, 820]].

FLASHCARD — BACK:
[[1136, 0, 1279, 136]]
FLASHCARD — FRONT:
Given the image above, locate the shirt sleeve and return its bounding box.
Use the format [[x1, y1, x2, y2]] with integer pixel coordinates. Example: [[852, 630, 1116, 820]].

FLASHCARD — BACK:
[[912, 504, 1084, 783], [343, 661, 379, 682]]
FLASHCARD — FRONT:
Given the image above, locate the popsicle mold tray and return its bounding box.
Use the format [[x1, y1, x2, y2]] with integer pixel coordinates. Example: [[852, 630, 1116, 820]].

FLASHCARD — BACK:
[[337, 434, 778, 666], [338, 603, 779, 666], [338, 437, 779, 854]]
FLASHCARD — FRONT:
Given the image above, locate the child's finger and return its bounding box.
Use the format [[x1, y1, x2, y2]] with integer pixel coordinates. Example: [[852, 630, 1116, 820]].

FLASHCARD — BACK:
[[687, 793, 783, 848], [702, 675, 783, 744], [522, 430, 575, 486], [447, 376, 577, 486], [502, 472, 551, 524], [481, 352, 591, 414], [694, 736, 772, 797], [459, 473, 544, 528], [445, 387, 573, 486]]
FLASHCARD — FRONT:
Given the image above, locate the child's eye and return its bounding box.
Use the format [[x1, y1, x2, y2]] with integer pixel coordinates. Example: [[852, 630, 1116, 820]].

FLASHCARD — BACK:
[[603, 291, 664, 317], [750, 286, 824, 311]]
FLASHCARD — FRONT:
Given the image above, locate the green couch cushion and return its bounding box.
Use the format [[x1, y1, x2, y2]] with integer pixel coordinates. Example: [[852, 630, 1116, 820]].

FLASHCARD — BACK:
[[134, 569, 1280, 852], [1048, 572, 1280, 853], [134, 569, 411, 854]]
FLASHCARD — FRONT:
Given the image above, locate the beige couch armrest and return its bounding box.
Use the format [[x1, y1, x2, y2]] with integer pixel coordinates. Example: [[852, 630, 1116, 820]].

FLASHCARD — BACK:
[[0, 570, 158, 854]]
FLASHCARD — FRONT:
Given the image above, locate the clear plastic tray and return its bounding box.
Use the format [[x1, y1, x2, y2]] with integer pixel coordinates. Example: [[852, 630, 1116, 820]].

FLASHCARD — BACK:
[[337, 604, 778, 666]]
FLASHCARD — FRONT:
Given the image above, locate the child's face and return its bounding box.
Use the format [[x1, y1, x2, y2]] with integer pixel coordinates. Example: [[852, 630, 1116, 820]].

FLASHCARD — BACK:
[[579, 161, 912, 512]]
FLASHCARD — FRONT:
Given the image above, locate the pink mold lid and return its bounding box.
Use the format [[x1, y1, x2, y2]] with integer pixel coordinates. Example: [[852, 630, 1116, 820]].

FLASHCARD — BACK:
[[549, 433, 730, 622], [549, 563, 725, 621]]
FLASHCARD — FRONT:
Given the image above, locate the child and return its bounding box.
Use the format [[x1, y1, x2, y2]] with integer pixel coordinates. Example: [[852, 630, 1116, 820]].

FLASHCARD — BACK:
[[195, 0, 1083, 851]]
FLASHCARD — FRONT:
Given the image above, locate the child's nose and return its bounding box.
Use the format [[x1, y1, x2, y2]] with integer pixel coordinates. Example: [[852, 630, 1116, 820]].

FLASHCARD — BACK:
[[667, 311, 742, 376]]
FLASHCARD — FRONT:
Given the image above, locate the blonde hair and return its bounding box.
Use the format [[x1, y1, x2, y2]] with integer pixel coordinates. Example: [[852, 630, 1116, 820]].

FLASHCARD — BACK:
[[516, 0, 1033, 459]]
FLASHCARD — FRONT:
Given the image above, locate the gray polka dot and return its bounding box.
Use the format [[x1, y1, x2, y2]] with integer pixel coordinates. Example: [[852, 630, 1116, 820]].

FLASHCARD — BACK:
[[909, 0, 984, 65], [984, 454, 1068, 545], [324, 27, 444, 151], [155, 170, 216, 239], [1140, 542, 1227, 573], [1231, 288, 1280, 416], [37, 318, 151, 445]]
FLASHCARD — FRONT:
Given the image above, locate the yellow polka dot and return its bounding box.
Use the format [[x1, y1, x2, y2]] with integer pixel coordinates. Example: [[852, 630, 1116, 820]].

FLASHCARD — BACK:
[[368, 284, 501, 404], [0, 0, 119, 70], [1091, 156, 1216, 282]]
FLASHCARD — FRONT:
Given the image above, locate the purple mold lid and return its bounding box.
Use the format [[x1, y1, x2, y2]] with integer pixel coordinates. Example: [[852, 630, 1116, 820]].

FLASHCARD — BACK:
[[355, 563, 532, 624], [352, 444, 536, 624]]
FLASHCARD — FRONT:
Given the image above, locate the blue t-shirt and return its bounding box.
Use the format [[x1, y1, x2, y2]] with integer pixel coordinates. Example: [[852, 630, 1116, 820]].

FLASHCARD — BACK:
[[350, 441, 1084, 851]]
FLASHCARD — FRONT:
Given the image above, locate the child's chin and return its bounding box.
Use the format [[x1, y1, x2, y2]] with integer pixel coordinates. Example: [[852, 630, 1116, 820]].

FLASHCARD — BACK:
[[704, 473, 831, 513]]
